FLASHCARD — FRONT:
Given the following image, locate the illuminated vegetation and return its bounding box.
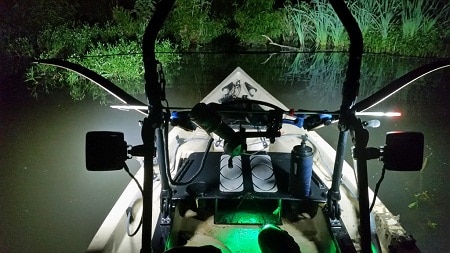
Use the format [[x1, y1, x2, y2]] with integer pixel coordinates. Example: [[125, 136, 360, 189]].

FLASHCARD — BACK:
[[5, 0, 448, 58], [2, 0, 447, 100]]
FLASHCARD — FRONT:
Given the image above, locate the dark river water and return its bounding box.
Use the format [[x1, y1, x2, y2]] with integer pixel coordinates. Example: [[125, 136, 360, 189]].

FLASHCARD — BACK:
[[1, 53, 449, 252]]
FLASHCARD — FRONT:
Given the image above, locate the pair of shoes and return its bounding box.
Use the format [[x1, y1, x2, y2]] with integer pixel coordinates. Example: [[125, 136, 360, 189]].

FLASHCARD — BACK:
[[258, 224, 301, 253]]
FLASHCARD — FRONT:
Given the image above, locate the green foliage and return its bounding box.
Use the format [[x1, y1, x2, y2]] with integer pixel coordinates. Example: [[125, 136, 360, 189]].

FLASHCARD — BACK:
[[37, 23, 100, 58], [133, 0, 156, 21], [33, 19, 144, 59], [400, 0, 440, 39], [427, 220, 438, 229], [368, 0, 398, 41], [234, 0, 288, 47], [281, 0, 448, 56], [67, 40, 145, 101], [27, 39, 179, 102], [163, 0, 227, 49], [284, 0, 348, 50], [23, 3, 180, 102], [4, 0, 449, 63], [325, 5, 348, 50], [348, 1, 375, 38], [112, 7, 143, 40], [285, 3, 311, 49], [1, 0, 77, 62], [309, 0, 332, 49]]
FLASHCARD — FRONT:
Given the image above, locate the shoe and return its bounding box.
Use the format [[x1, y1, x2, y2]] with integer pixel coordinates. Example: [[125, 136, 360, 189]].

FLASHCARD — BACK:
[[258, 224, 301, 253]]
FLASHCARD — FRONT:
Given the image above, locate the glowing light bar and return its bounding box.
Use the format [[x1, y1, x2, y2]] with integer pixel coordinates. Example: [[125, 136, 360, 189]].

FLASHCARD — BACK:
[[110, 105, 402, 118], [110, 105, 149, 110], [356, 112, 401, 117]]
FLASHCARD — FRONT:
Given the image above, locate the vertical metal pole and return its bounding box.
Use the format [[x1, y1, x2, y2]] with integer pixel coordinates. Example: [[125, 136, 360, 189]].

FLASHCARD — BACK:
[[141, 1, 175, 252], [356, 158, 371, 252], [327, 1, 368, 250], [156, 129, 170, 191], [327, 130, 348, 218], [351, 118, 372, 253], [141, 119, 155, 253]]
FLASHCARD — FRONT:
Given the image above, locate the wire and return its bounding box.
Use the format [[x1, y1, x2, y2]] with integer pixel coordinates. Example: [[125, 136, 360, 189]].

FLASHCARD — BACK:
[[123, 162, 143, 237], [126, 207, 142, 237], [369, 165, 386, 212], [167, 137, 214, 186], [123, 163, 144, 195]]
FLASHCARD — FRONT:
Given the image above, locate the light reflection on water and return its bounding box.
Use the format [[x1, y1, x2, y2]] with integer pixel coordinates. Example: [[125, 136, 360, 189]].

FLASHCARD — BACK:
[[0, 53, 448, 252]]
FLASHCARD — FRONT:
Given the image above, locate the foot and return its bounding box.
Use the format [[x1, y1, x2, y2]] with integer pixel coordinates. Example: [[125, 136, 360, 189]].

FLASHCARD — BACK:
[[258, 224, 301, 253]]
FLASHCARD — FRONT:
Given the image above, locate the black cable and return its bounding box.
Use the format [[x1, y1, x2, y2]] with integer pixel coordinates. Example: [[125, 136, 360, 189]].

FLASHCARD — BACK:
[[167, 137, 214, 186], [369, 165, 386, 212], [124, 163, 144, 195], [126, 207, 142, 237], [123, 162, 143, 237]]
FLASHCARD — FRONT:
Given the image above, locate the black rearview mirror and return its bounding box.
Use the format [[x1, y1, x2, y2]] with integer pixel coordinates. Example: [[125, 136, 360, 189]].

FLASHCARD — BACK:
[[85, 131, 128, 171], [383, 131, 424, 171]]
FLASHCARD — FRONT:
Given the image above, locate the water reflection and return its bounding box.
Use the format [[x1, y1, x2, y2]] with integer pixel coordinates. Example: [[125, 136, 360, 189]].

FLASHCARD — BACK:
[[1, 53, 448, 253], [165, 52, 446, 111]]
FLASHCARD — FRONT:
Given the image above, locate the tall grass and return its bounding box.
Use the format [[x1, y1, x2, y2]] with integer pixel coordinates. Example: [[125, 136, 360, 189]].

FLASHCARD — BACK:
[[285, 3, 310, 49], [285, 0, 348, 50], [401, 0, 439, 38], [370, 0, 399, 41], [349, 1, 375, 37], [283, 0, 447, 56], [327, 10, 347, 50], [309, 0, 332, 49]]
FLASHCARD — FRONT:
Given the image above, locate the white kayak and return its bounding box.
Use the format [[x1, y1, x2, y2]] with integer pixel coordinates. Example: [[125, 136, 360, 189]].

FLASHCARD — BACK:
[[86, 67, 418, 253]]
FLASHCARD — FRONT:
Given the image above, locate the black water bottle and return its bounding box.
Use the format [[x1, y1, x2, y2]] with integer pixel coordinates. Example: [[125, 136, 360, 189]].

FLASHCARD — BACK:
[[289, 140, 313, 197]]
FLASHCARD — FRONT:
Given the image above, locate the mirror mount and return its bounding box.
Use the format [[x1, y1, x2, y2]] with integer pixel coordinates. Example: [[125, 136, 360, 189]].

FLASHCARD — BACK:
[[352, 131, 424, 171]]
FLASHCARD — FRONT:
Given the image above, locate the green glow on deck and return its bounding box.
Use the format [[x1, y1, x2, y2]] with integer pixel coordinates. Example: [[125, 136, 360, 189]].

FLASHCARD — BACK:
[[371, 243, 379, 253], [215, 226, 261, 253], [215, 199, 282, 225]]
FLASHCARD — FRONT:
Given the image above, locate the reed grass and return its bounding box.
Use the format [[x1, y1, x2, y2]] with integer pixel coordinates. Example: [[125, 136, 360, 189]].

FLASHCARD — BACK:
[[348, 1, 375, 37], [327, 11, 347, 50], [401, 0, 439, 38], [283, 0, 447, 56], [309, 0, 332, 49], [371, 0, 399, 41], [285, 3, 310, 49], [285, 0, 345, 50]]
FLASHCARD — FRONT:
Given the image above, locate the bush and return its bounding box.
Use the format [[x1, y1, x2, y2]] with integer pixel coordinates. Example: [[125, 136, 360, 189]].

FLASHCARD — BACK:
[[234, 0, 288, 47], [27, 39, 180, 102], [163, 0, 227, 49]]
